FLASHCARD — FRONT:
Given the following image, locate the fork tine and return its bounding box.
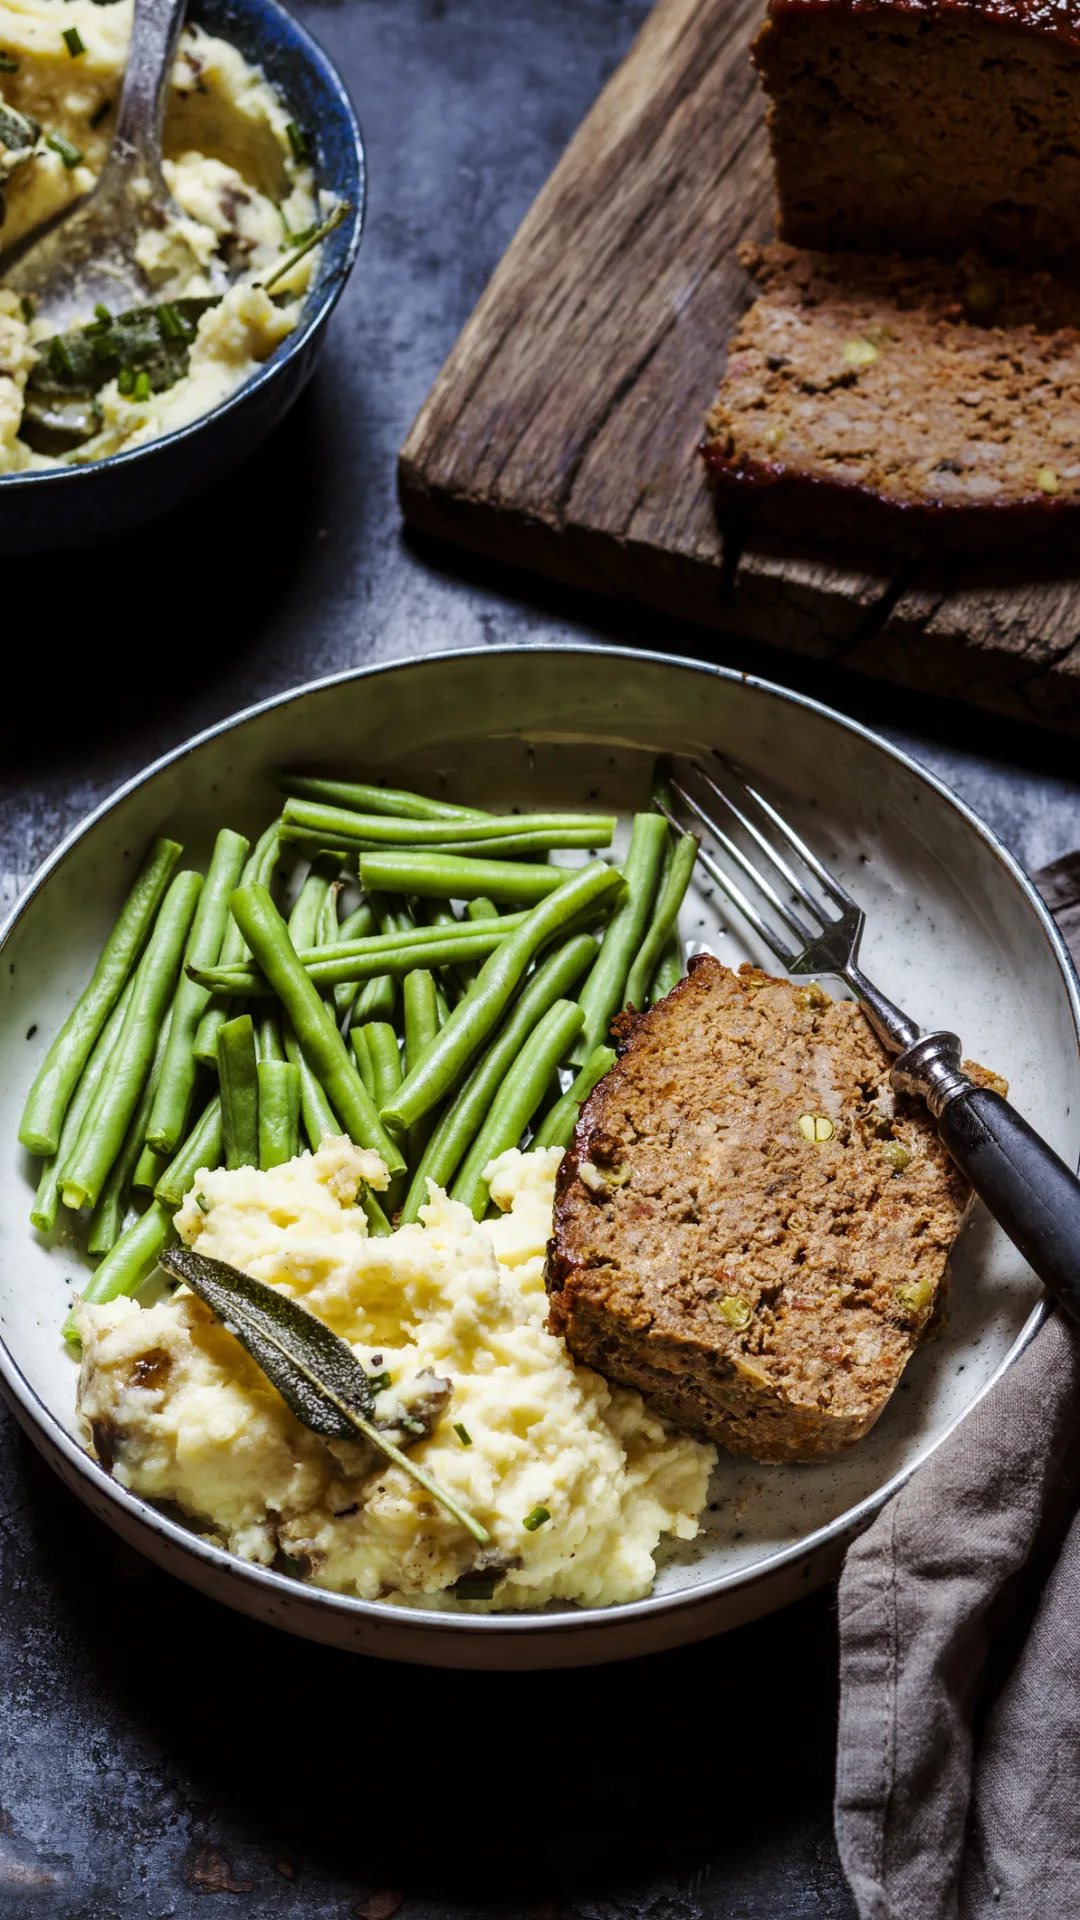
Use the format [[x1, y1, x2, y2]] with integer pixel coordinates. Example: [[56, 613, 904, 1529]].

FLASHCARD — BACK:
[[655, 802, 799, 969], [669, 780, 816, 947], [711, 750, 858, 913], [690, 766, 834, 927]]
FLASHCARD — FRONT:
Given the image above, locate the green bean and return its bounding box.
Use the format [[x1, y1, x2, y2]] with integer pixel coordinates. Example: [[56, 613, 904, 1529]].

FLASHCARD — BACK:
[[651, 757, 675, 814], [30, 977, 136, 1234], [20, 836, 182, 1156], [457, 895, 499, 993], [533, 1045, 617, 1151], [399, 933, 597, 1223], [350, 1025, 375, 1096], [283, 1019, 340, 1150], [358, 893, 412, 1038], [218, 1015, 259, 1170], [191, 913, 531, 994], [360, 1184, 393, 1236], [257, 1059, 301, 1169], [154, 1093, 223, 1211], [382, 863, 622, 1134], [415, 902, 465, 1006], [280, 774, 486, 822], [403, 969, 440, 1164], [71, 1199, 176, 1328], [350, 971, 398, 1026], [231, 885, 405, 1174], [281, 799, 615, 852], [193, 821, 280, 1067], [88, 1007, 174, 1255], [571, 814, 669, 1065], [624, 831, 698, 1013], [317, 882, 342, 948], [287, 855, 339, 948], [358, 852, 569, 906], [451, 1000, 584, 1219], [403, 970, 439, 1075], [131, 1141, 170, 1193], [145, 828, 250, 1155], [650, 928, 684, 1004], [60, 871, 203, 1212], [366, 1022, 404, 1108], [365, 1021, 406, 1209], [256, 1010, 285, 1062], [333, 902, 377, 1019]]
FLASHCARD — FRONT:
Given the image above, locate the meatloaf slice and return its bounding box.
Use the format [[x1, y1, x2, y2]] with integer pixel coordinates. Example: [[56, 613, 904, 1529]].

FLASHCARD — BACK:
[[702, 242, 1080, 552], [753, 0, 1080, 269], [546, 956, 1004, 1464]]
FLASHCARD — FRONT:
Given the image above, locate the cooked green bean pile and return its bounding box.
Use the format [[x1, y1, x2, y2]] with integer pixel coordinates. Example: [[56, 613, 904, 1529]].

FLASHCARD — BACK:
[[19, 768, 697, 1338]]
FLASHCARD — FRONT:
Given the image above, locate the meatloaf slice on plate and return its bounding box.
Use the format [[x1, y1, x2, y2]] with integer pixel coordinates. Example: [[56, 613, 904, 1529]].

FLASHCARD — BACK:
[[546, 956, 1005, 1464]]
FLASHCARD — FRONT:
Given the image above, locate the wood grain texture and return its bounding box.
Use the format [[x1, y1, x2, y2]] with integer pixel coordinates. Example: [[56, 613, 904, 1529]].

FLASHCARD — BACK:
[[399, 0, 1080, 733]]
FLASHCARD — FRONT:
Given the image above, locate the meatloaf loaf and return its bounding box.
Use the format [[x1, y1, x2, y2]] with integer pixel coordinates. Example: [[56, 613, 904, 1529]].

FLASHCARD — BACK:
[[701, 242, 1080, 552], [753, 0, 1080, 268], [546, 956, 1004, 1464]]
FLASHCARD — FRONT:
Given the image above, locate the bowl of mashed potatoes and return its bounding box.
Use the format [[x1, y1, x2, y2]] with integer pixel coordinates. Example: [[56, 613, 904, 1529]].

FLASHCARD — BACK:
[[0, 0, 364, 547]]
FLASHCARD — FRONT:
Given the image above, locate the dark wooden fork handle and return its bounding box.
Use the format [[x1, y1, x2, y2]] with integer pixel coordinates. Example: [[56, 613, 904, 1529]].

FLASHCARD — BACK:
[[938, 1086, 1080, 1324]]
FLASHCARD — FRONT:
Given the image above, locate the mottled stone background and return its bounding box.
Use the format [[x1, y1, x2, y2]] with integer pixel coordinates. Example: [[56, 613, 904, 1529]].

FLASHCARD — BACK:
[[2, 3, 1078, 1915]]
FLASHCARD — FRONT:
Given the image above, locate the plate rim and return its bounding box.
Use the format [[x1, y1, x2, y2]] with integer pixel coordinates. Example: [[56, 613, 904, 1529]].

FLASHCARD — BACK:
[[0, 640, 1073, 1642]]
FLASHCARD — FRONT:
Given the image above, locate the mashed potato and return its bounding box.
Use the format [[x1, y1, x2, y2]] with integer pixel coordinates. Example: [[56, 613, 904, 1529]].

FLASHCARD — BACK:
[[75, 1139, 715, 1611], [0, 0, 323, 470]]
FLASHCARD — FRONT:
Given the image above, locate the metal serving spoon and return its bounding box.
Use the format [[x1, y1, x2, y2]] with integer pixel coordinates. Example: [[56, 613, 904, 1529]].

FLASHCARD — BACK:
[[0, 0, 201, 330]]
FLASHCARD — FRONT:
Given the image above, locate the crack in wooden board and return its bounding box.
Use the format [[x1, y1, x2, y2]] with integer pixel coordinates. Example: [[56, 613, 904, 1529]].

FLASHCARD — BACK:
[[398, 0, 1080, 733]]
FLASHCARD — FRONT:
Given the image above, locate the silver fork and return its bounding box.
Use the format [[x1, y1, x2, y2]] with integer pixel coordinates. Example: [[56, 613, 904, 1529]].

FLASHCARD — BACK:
[[661, 755, 1080, 1322]]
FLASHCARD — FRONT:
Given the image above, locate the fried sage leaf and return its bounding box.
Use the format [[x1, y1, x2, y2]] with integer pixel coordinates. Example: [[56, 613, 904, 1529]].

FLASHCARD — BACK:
[[160, 1246, 488, 1545]]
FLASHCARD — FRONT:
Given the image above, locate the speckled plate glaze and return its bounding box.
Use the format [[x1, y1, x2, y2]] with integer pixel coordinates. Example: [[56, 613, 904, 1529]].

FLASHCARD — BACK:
[[0, 646, 1076, 1669]]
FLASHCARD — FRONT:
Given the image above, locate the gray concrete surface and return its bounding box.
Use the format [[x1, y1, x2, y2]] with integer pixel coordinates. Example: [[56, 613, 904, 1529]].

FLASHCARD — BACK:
[[2, 3, 1078, 1914]]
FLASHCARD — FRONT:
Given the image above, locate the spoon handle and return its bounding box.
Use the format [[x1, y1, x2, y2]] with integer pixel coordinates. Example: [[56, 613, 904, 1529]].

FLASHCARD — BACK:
[[102, 0, 189, 196]]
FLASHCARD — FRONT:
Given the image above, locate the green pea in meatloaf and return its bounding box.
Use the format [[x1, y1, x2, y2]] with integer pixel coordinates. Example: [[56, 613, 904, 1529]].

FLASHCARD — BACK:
[[753, 0, 1080, 268], [701, 241, 1080, 551], [545, 956, 1006, 1464]]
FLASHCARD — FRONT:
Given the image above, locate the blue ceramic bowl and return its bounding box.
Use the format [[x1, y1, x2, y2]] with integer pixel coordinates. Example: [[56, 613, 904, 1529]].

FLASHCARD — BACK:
[[0, 0, 365, 552]]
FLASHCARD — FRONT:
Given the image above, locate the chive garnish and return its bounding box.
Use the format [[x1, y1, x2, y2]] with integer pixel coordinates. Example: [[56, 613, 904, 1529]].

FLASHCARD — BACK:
[[523, 1506, 551, 1531], [19, 296, 33, 323], [156, 302, 187, 341], [117, 366, 135, 396], [45, 130, 83, 168], [89, 98, 111, 129], [367, 1368, 391, 1394], [195, 1192, 210, 1214], [0, 52, 18, 72], [133, 370, 150, 402], [260, 202, 348, 294], [48, 335, 75, 378], [453, 1422, 472, 1447], [285, 120, 308, 162], [62, 26, 85, 56]]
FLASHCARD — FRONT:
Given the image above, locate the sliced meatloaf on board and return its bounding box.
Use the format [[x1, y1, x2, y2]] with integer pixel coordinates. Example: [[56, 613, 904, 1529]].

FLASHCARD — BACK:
[[546, 956, 1005, 1465], [702, 242, 1080, 553], [753, 0, 1080, 269]]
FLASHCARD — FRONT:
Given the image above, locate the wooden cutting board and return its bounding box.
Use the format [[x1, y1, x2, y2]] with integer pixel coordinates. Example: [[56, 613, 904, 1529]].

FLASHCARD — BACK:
[[399, 0, 1080, 734]]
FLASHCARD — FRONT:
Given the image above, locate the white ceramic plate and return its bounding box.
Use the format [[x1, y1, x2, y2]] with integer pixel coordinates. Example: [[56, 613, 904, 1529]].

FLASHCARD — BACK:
[[1, 645, 1076, 1669]]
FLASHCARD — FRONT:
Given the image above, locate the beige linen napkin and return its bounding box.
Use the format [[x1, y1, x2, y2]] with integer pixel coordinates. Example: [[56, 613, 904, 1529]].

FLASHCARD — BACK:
[[834, 851, 1080, 1919]]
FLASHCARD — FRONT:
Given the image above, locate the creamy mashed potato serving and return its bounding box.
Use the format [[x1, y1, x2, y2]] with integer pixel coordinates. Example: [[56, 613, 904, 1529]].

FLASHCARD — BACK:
[[0, 0, 327, 468], [75, 1138, 715, 1611]]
